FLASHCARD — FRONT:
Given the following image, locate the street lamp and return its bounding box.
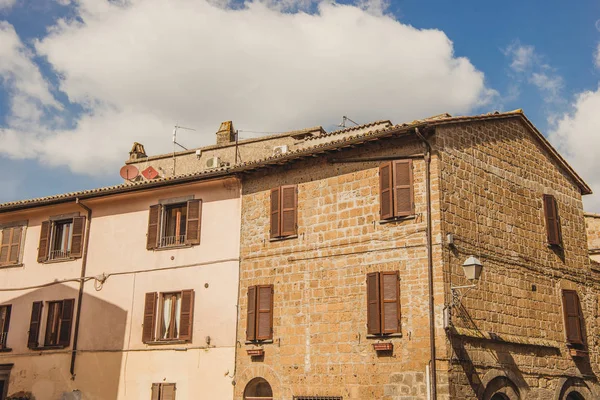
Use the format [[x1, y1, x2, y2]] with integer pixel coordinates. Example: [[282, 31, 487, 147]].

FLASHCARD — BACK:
[[444, 255, 484, 329]]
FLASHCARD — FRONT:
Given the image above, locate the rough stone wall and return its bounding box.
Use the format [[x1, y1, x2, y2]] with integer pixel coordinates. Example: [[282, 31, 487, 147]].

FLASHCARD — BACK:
[[436, 118, 600, 399], [235, 136, 446, 400], [584, 213, 600, 262]]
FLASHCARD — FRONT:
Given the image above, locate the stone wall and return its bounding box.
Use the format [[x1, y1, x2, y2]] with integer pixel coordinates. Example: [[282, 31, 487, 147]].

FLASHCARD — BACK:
[[584, 213, 600, 262]]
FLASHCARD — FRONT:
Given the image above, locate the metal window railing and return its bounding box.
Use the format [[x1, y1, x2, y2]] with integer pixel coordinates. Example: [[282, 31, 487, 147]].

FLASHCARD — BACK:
[[49, 249, 71, 260], [160, 235, 186, 248]]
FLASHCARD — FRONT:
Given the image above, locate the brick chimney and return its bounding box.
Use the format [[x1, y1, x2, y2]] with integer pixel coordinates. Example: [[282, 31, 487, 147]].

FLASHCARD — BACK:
[[216, 121, 236, 146]]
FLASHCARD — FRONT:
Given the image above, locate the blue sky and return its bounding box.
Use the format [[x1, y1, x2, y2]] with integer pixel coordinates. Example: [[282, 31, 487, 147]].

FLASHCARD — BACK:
[[1, 0, 600, 209]]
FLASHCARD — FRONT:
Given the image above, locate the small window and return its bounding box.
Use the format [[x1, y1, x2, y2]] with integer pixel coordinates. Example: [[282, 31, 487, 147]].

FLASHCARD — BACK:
[[142, 290, 194, 343], [246, 285, 273, 342], [366, 271, 400, 335], [0, 305, 11, 349], [0, 226, 24, 266], [151, 383, 176, 400], [38, 217, 85, 262], [27, 299, 75, 349], [379, 161, 414, 220], [146, 200, 201, 250], [270, 185, 297, 239], [561, 289, 585, 346], [543, 194, 562, 247]]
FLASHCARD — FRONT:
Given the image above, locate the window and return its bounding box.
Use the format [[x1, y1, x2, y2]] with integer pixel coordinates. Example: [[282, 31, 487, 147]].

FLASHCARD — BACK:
[[146, 200, 201, 250], [270, 185, 297, 239], [0, 226, 24, 266], [27, 299, 75, 349], [38, 217, 85, 262], [543, 194, 562, 247], [142, 290, 194, 343], [151, 383, 176, 400], [0, 306, 11, 350], [366, 272, 400, 335], [561, 289, 585, 346], [246, 285, 273, 341], [379, 160, 414, 220]]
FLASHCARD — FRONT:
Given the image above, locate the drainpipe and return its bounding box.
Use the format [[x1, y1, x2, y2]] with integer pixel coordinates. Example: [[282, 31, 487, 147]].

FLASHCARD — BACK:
[[415, 127, 437, 400], [71, 198, 92, 378]]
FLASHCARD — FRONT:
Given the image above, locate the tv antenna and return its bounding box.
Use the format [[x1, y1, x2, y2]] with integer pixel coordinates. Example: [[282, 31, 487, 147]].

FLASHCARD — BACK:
[[172, 124, 196, 176], [338, 116, 359, 128]]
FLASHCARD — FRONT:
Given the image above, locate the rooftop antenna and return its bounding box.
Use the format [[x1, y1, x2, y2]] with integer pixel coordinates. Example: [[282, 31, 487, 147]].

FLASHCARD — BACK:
[[338, 116, 359, 128], [172, 124, 195, 176]]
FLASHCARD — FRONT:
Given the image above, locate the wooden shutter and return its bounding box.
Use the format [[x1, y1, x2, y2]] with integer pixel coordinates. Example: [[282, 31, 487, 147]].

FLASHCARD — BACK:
[[367, 272, 381, 334], [147, 205, 161, 250], [0, 229, 10, 264], [142, 292, 157, 343], [1, 305, 11, 343], [8, 226, 22, 264], [38, 221, 51, 262], [246, 286, 257, 341], [185, 200, 202, 245], [380, 271, 400, 333], [562, 290, 584, 345], [393, 160, 414, 217], [161, 383, 176, 400], [270, 188, 281, 238], [280, 185, 297, 237], [379, 163, 393, 220], [543, 194, 562, 246], [58, 299, 75, 346], [70, 217, 86, 258], [28, 301, 43, 348], [256, 285, 273, 340], [178, 290, 194, 341], [151, 383, 160, 400]]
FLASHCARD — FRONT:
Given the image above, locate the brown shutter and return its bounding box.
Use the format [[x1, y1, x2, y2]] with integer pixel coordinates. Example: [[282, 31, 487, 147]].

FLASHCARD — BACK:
[[246, 286, 257, 341], [379, 163, 393, 220], [0, 229, 9, 264], [8, 226, 22, 264], [562, 289, 584, 345], [178, 290, 194, 341], [151, 383, 160, 400], [70, 217, 86, 258], [280, 185, 297, 237], [367, 272, 381, 334], [142, 292, 157, 343], [393, 160, 414, 217], [28, 301, 43, 348], [543, 194, 561, 246], [161, 383, 176, 400], [381, 271, 400, 333], [256, 285, 273, 340], [185, 199, 202, 245], [58, 299, 75, 346], [38, 221, 51, 262], [270, 187, 281, 238], [147, 205, 161, 250]]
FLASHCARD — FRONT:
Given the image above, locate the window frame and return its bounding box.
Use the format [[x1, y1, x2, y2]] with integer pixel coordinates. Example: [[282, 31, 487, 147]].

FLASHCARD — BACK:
[[246, 284, 274, 342], [146, 199, 202, 251], [27, 299, 75, 350], [158, 292, 182, 341], [38, 217, 85, 263], [0, 224, 25, 267], [366, 271, 401, 336], [48, 220, 73, 261], [269, 185, 298, 240], [379, 160, 414, 221], [561, 289, 585, 347], [142, 290, 194, 344]]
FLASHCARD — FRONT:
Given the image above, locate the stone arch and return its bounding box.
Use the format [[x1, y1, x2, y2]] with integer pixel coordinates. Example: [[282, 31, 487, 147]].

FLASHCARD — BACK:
[[554, 377, 596, 400], [482, 376, 520, 400], [234, 364, 288, 399]]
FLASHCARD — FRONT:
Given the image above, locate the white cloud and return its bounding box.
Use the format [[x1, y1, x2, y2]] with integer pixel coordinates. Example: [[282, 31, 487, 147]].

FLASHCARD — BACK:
[[529, 71, 563, 103], [506, 43, 535, 73], [0, 0, 16, 11], [0, 0, 494, 176]]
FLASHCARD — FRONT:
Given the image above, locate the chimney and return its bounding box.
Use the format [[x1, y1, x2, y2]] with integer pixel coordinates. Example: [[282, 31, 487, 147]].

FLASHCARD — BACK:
[[129, 142, 147, 160], [216, 121, 236, 146]]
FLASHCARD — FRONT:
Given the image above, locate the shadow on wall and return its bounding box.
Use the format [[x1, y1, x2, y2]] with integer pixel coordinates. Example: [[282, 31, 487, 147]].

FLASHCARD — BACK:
[[0, 284, 127, 400]]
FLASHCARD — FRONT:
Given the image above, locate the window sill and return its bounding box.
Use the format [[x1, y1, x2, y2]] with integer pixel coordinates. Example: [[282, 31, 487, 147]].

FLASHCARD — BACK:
[[0, 347, 12, 353], [269, 235, 298, 242], [29, 345, 67, 351], [0, 263, 22, 269], [43, 258, 76, 264], [245, 340, 274, 345], [379, 215, 416, 224], [145, 340, 190, 345], [366, 333, 402, 339], [153, 244, 192, 252]]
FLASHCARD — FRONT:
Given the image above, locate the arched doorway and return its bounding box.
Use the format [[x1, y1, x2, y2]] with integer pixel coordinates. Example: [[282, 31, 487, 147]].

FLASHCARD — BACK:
[[491, 394, 510, 400], [244, 377, 273, 400], [483, 377, 520, 400]]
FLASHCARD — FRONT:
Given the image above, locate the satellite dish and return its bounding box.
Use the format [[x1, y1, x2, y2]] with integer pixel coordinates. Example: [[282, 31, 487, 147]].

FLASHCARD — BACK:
[[120, 165, 139, 181], [142, 166, 159, 180]]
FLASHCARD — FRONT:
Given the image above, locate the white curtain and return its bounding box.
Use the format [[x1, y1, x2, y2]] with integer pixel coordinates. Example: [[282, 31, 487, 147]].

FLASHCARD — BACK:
[[174, 294, 182, 338], [163, 296, 172, 339]]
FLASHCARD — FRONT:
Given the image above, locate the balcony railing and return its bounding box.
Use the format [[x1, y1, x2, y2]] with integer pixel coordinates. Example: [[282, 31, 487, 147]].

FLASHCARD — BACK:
[[49, 249, 71, 260], [160, 235, 186, 248]]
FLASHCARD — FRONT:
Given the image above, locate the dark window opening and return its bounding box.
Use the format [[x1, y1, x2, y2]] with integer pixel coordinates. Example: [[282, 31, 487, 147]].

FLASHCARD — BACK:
[[0, 305, 11, 349], [45, 301, 63, 346], [50, 220, 73, 260], [162, 204, 187, 247], [244, 377, 273, 400]]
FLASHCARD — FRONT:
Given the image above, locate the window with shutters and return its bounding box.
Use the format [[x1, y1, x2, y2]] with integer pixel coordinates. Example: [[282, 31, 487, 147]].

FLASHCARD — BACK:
[[270, 185, 297, 239], [151, 383, 176, 400], [38, 217, 85, 262], [561, 289, 585, 347], [379, 161, 414, 220], [27, 299, 75, 349], [246, 285, 274, 342], [146, 199, 202, 250], [366, 271, 400, 335], [142, 290, 194, 343], [0, 225, 24, 267], [0, 305, 11, 350], [543, 194, 562, 247]]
